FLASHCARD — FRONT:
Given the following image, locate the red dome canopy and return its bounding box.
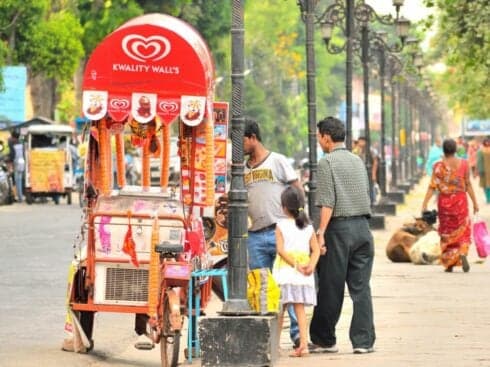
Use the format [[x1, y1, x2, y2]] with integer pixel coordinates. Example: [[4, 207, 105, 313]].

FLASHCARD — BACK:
[[82, 13, 215, 125]]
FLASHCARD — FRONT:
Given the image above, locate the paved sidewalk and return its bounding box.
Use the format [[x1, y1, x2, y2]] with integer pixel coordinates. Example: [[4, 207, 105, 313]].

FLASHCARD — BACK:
[[84, 176, 490, 367], [275, 176, 490, 367]]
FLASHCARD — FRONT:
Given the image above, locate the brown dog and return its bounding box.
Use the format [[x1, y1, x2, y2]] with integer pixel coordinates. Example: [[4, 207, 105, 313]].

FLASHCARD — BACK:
[[386, 218, 435, 262]]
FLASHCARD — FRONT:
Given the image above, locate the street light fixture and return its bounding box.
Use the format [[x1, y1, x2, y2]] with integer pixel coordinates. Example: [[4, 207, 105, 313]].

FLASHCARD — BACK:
[[296, 0, 320, 224], [387, 53, 404, 193], [316, 0, 409, 226], [318, 0, 408, 154]]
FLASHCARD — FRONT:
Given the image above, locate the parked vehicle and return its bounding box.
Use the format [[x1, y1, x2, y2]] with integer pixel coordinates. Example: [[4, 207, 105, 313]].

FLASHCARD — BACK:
[[23, 124, 75, 205]]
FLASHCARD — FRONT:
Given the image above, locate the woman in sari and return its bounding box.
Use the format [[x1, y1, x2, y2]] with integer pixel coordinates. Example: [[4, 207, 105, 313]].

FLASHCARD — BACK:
[[421, 139, 479, 272]]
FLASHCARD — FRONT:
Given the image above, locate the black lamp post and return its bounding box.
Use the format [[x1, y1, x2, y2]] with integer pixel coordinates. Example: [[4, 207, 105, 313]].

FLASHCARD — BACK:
[[296, 0, 319, 225], [221, 0, 251, 315], [318, 0, 408, 151], [387, 53, 402, 191], [320, 2, 409, 205], [385, 35, 419, 193], [369, 30, 409, 207]]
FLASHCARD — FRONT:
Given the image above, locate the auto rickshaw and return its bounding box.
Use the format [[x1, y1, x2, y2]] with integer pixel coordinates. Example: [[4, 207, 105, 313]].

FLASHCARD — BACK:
[[23, 124, 75, 204], [63, 14, 229, 367]]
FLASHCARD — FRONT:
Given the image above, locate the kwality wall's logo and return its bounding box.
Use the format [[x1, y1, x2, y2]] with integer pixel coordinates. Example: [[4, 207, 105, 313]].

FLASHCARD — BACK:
[[122, 34, 171, 62]]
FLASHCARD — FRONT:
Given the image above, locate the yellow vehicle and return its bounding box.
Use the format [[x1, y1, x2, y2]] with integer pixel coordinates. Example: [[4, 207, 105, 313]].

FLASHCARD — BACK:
[[24, 124, 75, 204]]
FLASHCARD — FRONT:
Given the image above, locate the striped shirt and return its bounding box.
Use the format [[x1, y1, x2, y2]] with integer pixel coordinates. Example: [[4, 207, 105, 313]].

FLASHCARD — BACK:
[[316, 145, 372, 218]]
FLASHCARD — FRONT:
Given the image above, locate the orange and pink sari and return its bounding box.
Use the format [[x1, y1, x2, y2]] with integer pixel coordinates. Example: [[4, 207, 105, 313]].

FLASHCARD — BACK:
[[430, 159, 471, 270]]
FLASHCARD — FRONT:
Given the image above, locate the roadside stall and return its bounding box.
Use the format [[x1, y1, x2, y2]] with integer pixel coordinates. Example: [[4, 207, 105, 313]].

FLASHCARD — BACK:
[[64, 14, 228, 367]]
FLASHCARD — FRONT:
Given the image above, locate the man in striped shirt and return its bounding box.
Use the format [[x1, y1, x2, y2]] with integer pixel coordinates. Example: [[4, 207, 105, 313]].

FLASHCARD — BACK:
[[309, 116, 376, 354]]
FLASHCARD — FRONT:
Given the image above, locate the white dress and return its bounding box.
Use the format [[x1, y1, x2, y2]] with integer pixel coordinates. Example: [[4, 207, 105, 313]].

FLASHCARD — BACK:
[[272, 218, 317, 306]]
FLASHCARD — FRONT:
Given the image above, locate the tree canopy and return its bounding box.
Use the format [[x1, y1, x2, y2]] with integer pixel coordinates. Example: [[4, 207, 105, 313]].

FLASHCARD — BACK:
[[0, 0, 345, 158], [424, 0, 490, 118]]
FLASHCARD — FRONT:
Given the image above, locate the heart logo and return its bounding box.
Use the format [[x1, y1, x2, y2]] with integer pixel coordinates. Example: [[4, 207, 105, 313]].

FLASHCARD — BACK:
[[109, 98, 130, 109], [122, 34, 171, 63], [159, 101, 179, 113]]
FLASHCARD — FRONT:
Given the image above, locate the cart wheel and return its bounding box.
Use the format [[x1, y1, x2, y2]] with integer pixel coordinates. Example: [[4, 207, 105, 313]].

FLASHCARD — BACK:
[[160, 294, 181, 367], [67, 192, 72, 205], [25, 192, 33, 205]]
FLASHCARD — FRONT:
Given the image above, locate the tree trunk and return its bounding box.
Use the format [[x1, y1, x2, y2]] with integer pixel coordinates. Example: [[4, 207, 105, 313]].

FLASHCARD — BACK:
[[28, 73, 56, 119]]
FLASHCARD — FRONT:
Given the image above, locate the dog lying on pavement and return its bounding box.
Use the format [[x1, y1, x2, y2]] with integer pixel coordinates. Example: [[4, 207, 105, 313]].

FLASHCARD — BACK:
[[409, 231, 441, 264], [386, 210, 440, 264]]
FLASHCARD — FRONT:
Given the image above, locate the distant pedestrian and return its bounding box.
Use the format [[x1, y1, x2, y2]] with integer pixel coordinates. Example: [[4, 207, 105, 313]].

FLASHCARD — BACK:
[[243, 118, 302, 348], [425, 138, 443, 177], [456, 136, 467, 159], [421, 138, 479, 273], [477, 137, 490, 203], [310, 116, 375, 354], [467, 138, 480, 178], [10, 131, 25, 202], [272, 185, 320, 357]]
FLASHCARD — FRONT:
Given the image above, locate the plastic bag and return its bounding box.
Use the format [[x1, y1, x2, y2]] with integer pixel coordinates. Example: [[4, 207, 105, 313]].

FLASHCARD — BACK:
[[247, 268, 280, 314], [472, 217, 490, 258]]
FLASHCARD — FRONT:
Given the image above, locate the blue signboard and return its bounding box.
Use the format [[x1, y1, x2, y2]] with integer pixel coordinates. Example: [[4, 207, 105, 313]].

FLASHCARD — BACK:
[[463, 119, 490, 136], [0, 65, 27, 123]]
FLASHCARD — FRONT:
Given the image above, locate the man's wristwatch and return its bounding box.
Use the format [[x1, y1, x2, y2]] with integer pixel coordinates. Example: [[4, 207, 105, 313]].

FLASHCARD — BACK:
[[316, 229, 325, 236]]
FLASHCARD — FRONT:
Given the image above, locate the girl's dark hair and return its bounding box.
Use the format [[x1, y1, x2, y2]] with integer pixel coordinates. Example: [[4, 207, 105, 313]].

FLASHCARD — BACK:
[[442, 138, 457, 156], [280, 186, 309, 229]]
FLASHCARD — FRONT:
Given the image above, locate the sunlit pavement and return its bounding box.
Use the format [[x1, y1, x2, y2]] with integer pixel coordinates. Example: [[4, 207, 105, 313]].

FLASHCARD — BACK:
[[2, 178, 488, 367], [273, 175, 490, 367]]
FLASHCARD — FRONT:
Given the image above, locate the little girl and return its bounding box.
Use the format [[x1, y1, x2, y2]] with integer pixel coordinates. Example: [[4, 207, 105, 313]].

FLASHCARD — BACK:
[[272, 185, 320, 357]]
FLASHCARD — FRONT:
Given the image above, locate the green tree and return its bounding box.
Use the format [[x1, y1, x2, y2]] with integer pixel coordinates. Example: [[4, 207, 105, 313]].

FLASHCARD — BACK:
[[78, 0, 143, 55], [424, 0, 490, 118], [0, 1, 84, 119], [23, 11, 84, 80]]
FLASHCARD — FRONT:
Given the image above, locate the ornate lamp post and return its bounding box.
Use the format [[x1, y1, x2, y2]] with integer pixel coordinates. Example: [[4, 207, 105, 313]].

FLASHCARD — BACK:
[[387, 53, 403, 192], [320, 2, 408, 197], [296, 0, 319, 225], [369, 29, 410, 207], [221, 0, 251, 315], [319, 0, 408, 153], [318, 2, 409, 228]]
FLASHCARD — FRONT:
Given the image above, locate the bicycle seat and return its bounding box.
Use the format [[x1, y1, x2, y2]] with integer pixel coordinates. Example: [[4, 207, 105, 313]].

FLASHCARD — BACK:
[[155, 241, 184, 254]]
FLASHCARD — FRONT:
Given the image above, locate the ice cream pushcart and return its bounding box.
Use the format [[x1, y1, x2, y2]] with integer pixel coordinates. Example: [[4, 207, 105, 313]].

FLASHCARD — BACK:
[[64, 13, 229, 367]]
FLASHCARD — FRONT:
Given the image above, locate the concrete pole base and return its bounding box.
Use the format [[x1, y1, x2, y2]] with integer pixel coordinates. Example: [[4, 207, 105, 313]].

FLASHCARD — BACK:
[[200, 315, 278, 366], [397, 183, 412, 193], [373, 201, 397, 216], [386, 191, 405, 204], [369, 213, 385, 230]]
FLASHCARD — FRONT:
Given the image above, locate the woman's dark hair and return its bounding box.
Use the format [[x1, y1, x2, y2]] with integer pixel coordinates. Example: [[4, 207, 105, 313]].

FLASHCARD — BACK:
[[280, 186, 309, 229], [317, 116, 346, 142], [244, 118, 262, 142], [442, 138, 457, 156]]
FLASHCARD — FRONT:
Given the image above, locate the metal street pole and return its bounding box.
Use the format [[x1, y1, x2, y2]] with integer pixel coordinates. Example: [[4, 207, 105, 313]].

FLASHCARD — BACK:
[[361, 25, 374, 198], [403, 83, 411, 183], [221, 0, 251, 314], [378, 46, 387, 196], [345, 0, 354, 150], [390, 71, 398, 189], [297, 0, 319, 225]]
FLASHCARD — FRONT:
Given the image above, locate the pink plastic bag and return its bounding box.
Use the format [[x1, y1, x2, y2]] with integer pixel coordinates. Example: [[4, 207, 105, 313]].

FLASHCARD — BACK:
[[473, 219, 490, 258]]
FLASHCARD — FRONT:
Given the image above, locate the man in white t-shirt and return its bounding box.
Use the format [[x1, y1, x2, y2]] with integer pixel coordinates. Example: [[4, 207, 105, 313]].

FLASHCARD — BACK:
[[243, 118, 304, 347]]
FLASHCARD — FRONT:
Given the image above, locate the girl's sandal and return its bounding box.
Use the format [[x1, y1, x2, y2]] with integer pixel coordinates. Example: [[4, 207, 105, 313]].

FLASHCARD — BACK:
[[289, 347, 310, 357]]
